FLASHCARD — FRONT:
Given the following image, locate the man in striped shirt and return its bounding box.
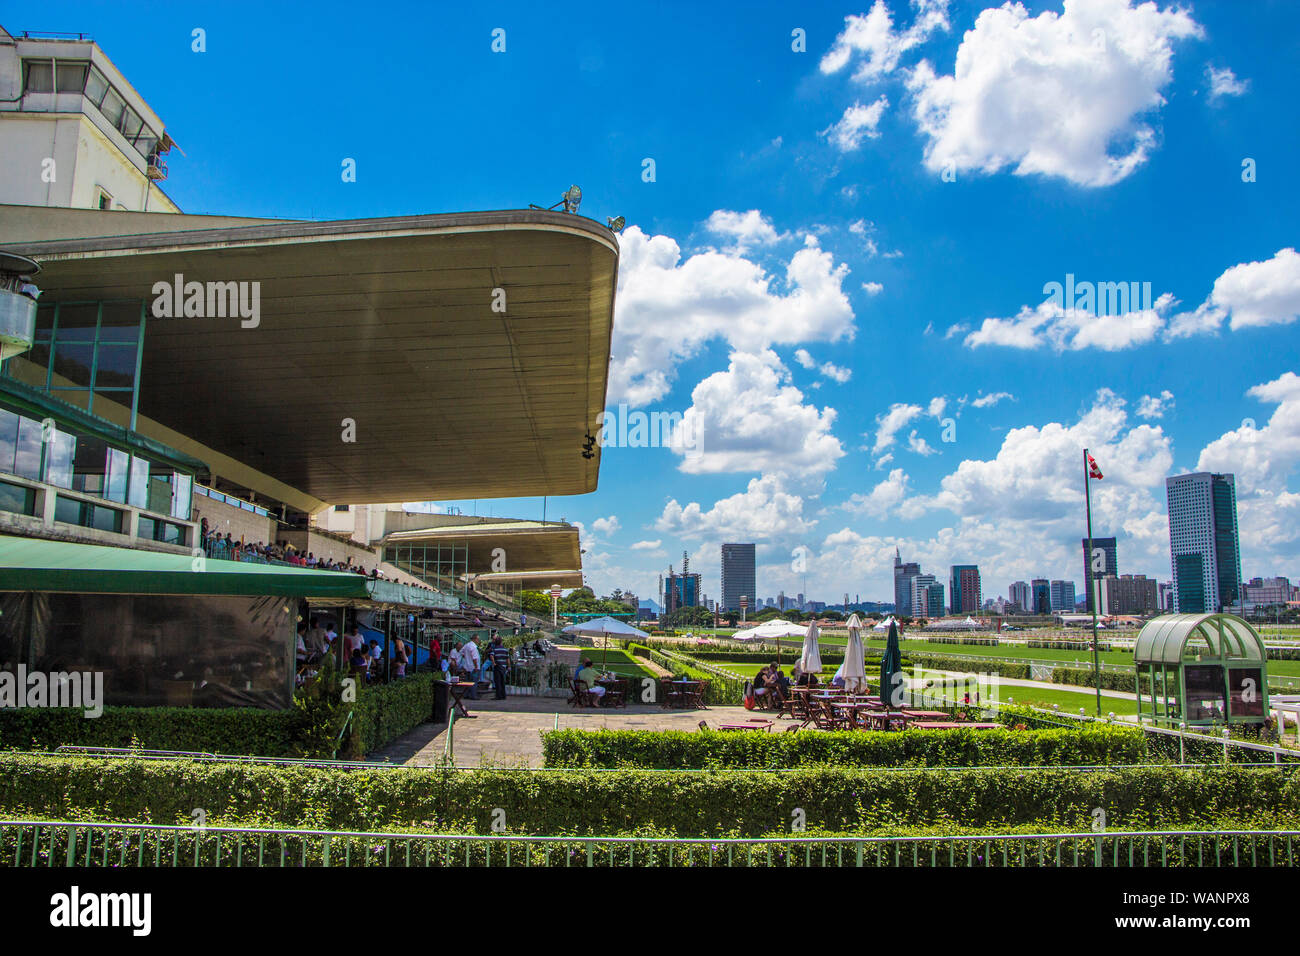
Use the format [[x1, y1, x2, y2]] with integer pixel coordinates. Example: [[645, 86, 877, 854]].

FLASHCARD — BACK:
[[490, 635, 510, 700]]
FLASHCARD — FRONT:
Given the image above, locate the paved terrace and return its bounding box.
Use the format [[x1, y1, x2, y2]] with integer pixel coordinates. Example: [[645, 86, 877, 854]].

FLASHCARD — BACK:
[[370, 644, 758, 767]]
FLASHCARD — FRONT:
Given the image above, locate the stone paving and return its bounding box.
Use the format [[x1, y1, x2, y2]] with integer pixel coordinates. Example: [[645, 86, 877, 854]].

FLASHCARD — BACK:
[[370, 694, 768, 767]]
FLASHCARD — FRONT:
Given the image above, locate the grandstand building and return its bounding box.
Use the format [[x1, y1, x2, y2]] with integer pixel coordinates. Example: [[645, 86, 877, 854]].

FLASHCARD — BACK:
[[0, 26, 617, 708]]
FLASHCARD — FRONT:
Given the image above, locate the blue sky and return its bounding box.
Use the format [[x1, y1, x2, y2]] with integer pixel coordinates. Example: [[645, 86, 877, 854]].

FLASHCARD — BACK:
[[34, 0, 1300, 605]]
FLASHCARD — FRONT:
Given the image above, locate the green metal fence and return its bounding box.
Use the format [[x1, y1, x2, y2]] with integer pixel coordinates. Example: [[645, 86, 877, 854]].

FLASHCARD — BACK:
[[2, 820, 1296, 867]]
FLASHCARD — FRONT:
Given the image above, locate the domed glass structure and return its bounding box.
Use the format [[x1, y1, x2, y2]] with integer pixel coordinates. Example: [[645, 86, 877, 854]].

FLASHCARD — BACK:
[[1133, 613, 1269, 726]]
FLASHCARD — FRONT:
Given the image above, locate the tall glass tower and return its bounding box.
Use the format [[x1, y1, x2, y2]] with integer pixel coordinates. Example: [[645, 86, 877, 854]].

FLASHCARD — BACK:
[[1166, 473, 1241, 613]]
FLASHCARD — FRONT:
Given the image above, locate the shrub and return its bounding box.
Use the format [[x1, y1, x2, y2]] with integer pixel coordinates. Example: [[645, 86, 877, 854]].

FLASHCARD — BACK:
[[541, 725, 1149, 769], [0, 755, 1295, 836]]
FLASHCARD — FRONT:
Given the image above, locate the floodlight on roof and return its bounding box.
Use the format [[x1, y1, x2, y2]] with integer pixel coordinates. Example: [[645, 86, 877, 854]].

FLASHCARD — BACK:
[[562, 185, 582, 214], [606, 215, 625, 233]]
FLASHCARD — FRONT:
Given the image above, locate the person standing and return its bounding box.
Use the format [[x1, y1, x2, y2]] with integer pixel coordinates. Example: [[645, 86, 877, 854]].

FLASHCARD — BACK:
[[460, 636, 481, 699], [490, 635, 510, 700]]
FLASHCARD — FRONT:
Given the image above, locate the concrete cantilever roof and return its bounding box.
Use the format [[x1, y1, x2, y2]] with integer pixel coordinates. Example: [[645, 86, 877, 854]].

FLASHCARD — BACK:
[[5, 208, 618, 507], [383, 519, 582, 577]]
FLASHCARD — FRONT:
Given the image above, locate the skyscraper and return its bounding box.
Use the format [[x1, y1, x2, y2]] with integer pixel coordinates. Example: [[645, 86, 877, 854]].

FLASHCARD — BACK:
[[910, 574, 943, 617], [720, 543, 756, 612], [1049, 580, 1076, 612], [1008, 581, 1030, 612], [1081, 536, 1118, 613], [1166, 472, 1242, 613], [893, 548, 920, 615], [1030, 578, 1052, 615], [949, 565, 982, 615]]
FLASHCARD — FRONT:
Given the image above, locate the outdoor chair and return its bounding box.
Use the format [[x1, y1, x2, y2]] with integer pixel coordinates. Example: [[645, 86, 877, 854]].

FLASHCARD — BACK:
[[686, 680, 708, 709], [603, 679, 627, 708], [660, 677, 683, 709], [698, 720, 710, 732], [568, 679, 596, 708]]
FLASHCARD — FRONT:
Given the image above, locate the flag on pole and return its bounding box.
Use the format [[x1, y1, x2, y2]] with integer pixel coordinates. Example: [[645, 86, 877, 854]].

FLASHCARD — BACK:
[[1087, 454, 1104, 480]]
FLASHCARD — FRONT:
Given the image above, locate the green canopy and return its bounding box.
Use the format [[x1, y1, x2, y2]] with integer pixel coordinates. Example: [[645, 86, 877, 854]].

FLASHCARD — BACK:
[[879, 620, 903, 707], [0, 534, 456, 608]]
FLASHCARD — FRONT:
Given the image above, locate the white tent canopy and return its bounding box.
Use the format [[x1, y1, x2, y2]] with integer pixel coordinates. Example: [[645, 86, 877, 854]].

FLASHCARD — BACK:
[[873, 616, 898, 632], [733, 619, 807, 642]]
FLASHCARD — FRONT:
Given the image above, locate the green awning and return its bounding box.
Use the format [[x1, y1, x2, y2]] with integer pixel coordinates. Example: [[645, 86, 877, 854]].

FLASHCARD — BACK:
[[0, 534, 457, 608]]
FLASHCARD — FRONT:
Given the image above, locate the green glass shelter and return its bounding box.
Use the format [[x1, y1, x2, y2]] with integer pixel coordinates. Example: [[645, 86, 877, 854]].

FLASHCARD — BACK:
[[1133, 613, 1269, 727]]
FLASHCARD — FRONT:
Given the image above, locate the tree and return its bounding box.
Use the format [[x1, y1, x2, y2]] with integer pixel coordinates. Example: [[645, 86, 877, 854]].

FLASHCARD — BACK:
[[662, 605, 714, 627]]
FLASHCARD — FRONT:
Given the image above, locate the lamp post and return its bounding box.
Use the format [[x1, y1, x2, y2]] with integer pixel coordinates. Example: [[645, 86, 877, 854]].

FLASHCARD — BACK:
[[740, 595, 748, 625], [550, 584, 562, 628]]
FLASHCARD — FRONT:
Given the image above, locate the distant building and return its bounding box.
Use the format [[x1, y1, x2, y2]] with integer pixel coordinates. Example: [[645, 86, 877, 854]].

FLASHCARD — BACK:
[[1158, 581, 1174, 611], [1082, 536, 1118, 613], [1114, 574, 1159, 614], [1008, 581, 1030, 613], [1244, 576, 1291, 606], [911, 574, 943, 617], [894, 548, 921, 617], [949, 564, 982, 615], [1049, 580, 1076, 613], [1167, 473, 1241, 613], [1030, 578, 1051, 615], [719, 543, 756, 613]]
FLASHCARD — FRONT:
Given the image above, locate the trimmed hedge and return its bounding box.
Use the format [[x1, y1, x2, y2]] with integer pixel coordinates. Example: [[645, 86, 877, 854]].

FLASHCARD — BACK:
[[0, 707, 305, 757], [0, 754, 1296, 835], [0, 675, 435, 761], [541, 725, 1149, 769]]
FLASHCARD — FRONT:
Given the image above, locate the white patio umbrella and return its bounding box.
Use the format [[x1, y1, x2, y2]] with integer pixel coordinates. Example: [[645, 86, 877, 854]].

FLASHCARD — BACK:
[[799, 621, 823, 678], [561, 616, 650, 668], [842, 613, 868, 693]]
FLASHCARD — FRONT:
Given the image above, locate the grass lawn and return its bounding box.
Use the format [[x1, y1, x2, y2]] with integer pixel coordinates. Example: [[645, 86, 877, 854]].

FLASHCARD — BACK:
[[576, 647, 655, 680], [997, 686, 1140, 717]]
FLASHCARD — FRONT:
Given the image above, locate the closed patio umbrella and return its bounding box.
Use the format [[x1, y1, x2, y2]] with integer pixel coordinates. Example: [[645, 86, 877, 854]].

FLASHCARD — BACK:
[[799, 621, 822, 679], [879, 619, 904, 707], [842, 613, 867, 693]]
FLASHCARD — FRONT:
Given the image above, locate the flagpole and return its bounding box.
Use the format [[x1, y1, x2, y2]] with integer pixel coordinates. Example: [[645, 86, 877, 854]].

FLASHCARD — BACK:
[[1084, 448, 1103, 717]]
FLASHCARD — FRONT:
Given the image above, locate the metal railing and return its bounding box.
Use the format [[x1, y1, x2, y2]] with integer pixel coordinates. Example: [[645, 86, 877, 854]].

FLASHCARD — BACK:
[[1, 820, 1295, 867]]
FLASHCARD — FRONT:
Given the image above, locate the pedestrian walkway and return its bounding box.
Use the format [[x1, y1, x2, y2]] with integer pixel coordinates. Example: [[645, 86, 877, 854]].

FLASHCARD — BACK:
[[370, 696, 762, 767]]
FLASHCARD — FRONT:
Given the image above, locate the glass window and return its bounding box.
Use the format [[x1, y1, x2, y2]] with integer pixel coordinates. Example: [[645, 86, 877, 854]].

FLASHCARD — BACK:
[[51, 342, 95, 387], [137, 515, 156, 540], [118, 107, 142, 140], [35, 304, 56, 343], [56, 62, 88, 93], [70, 434, 108, 495], [54, 304, 99, 342], [93, 344, 139, 387], [105, 447, 129, 503], [13, 416, 44, 480], [147, 462, 172, 515], [23, 60, 54, 93], [53, 495, 83, 526], [128, 455, 150, 509], [0, 409, 18, 474], [97, 302, 141, 342], [100, 88, 125, 127], [0, 480, 35, 517], [1228, 667, 1264, 718], [172, 472, 193, 520], [90, 503, 123, 534], [44, 429, 75, 490], [84, 66, 109, 105]]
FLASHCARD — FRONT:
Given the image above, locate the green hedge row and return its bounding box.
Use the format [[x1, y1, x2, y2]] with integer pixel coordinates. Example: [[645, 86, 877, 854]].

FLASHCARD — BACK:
[[540, 725, 1149, 769], [0, 707, 306, 757], [0, 754, 1295, 835], [920, 636, 1001, 647], [0, 673, 435, 761], [1027, 640, 1117, 652]]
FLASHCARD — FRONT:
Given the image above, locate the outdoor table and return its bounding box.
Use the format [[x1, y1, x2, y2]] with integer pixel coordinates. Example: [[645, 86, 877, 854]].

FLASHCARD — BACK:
[[901, 710, 949, 720], [861, 710, 909, 731], [445, 681, 475, 719], [830, 701, 877, 728], [719, 720, 773, 732], [908, 721, 1003, 730], [596, 678, 620, 707]]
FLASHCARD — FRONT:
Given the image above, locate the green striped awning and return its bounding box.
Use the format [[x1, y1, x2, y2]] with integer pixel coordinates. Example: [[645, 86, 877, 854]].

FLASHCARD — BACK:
[[0, 534, 456, 608]]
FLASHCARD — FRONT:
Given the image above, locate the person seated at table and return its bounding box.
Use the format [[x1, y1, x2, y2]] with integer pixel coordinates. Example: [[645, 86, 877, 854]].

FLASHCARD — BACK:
[[829, 662, 846, 688], [795, 665, 819, 687], [752, 666, 772, 708], [575, 659, 605, 703], [771, 668, 791, 703]]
